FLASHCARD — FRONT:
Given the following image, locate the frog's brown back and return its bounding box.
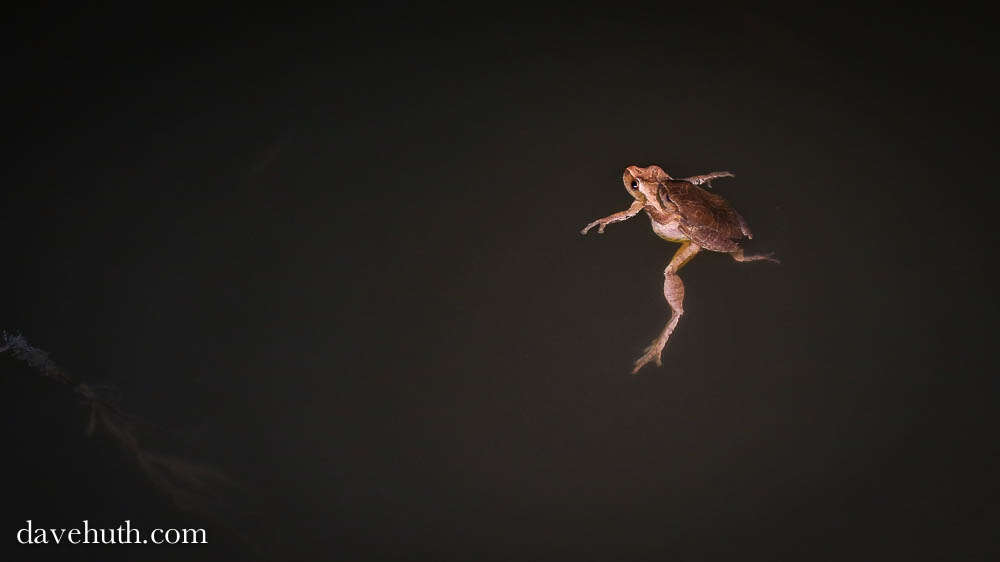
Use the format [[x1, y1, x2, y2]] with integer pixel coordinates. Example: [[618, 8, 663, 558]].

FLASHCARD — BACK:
[[658, 179, 752, 249]]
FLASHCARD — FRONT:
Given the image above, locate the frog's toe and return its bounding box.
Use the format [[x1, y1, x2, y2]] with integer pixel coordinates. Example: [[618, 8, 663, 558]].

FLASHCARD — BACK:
[[631, 342, 664, 374]]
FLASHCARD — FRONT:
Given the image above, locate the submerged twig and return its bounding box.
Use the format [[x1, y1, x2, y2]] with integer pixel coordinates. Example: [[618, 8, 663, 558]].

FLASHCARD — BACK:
[[1, 331, 234, 513]]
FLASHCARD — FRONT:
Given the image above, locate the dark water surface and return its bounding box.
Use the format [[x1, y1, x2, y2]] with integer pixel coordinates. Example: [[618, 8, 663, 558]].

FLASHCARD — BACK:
[[4, 5, 997, 561]]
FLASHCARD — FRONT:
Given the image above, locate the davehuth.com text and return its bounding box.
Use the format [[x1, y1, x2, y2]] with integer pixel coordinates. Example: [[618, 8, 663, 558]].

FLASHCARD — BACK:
[[16, 519, 206, 545]]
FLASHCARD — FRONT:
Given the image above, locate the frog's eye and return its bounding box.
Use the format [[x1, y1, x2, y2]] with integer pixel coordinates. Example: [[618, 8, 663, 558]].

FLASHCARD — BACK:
[[630, 180, 639, 189]]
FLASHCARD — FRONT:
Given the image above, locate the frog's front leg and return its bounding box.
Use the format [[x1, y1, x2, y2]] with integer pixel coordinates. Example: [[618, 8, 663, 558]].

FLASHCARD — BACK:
[[632, 241, 701, 374], [580, 199, 645, 235], [682, 171, 734, 187]]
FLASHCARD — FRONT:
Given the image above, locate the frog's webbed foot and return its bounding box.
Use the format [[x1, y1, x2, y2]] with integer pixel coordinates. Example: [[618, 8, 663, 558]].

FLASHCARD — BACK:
[[730, 249, 780, 264], [631, 300, 683, 374], [632, 338, 668, 374]]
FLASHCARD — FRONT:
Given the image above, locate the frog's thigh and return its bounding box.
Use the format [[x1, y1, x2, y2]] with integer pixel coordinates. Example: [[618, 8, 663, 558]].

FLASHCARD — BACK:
[[665, 241, 700, 276]]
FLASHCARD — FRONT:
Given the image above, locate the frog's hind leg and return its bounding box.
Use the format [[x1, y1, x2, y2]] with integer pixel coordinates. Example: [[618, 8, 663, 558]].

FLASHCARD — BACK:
[[729, 248, 780, 264], [632, 242, 701, 374]]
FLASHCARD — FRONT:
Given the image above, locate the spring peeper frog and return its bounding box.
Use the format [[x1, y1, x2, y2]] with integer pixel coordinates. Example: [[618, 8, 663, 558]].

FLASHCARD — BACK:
[[581, 165, 778, 374]]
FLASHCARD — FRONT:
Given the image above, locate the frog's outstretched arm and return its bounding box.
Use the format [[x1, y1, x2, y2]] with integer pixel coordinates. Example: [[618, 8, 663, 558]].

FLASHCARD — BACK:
[[682, 171, 734, 187], [580, 199, 645, 235]]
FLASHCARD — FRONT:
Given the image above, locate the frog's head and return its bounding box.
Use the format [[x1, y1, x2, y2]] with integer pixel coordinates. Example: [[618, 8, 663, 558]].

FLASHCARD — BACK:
[[623, 165, 671, 200]]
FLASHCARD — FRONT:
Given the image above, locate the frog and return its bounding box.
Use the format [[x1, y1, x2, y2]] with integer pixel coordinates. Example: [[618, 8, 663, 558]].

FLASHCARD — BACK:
[[581, 165, 778, 374]]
